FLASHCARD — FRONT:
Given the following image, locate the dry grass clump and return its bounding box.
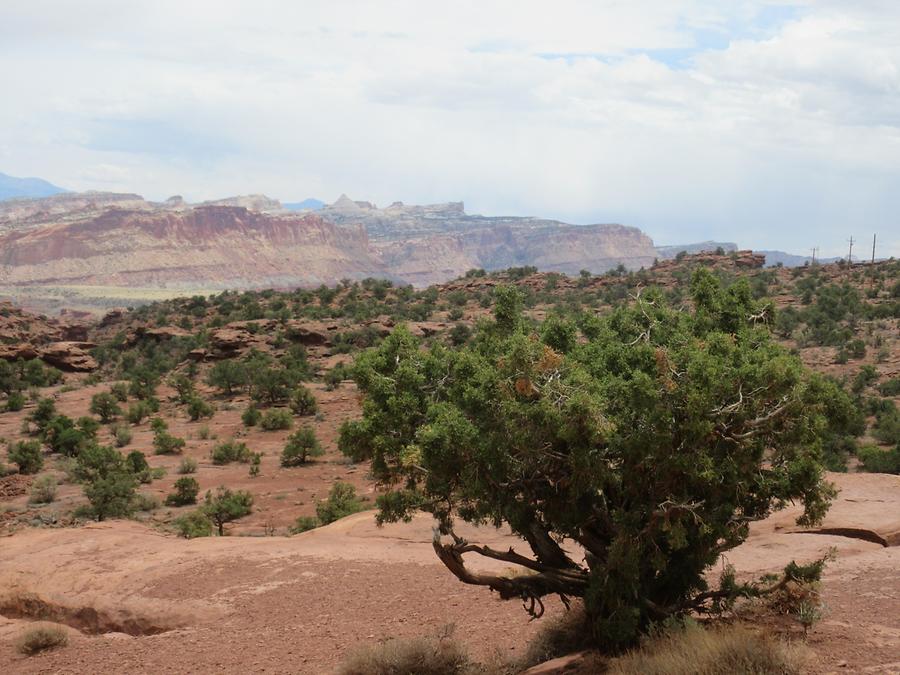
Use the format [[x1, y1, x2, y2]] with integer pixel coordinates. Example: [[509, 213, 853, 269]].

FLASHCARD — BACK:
[[337, 633, 472, 675], [16, 624, 69, 655], [607, 622, 806, 675]]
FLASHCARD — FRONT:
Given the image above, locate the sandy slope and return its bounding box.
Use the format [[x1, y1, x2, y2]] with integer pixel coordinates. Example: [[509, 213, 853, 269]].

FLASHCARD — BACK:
[[0, 474, 898, 674]]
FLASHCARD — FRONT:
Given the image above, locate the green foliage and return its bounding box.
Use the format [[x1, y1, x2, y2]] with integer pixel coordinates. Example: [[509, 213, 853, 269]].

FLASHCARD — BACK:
[[241, 403, 262, 427], [43, 415, 93, 457], [174, 509, 213, 538], [211, 439, 252, 465], [249, 452, 261, 477], [281, 426, 324, 466], [90, 392, 121, 423], [8, 439, 43, 474], [28, 397, 57, 436], [290, 515, 319, 534], [186, 396, 214, 421], [879, 378, 900, 397], [109, 382, 129, 402], [858, 444, 900, 474], [165, 476, 200, 506], [289, 385, 318, 416], [340, 268, 842, 649], [202, 486, 253, 535], [316, 481, 365, 525], [207, 360, 248, 395], [168, 374, 196, 403], [16, 626, 68, 655], [260, 408, 293, 431], [5, 390, 25, 411], [77, 445, 137, 521], [113, 423, 133, 447], [150, 418, 186, 455], [125, 400, 152, 425]]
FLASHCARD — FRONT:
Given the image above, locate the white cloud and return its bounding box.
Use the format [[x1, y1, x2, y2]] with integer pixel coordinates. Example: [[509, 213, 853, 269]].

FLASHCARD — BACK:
[[0, 0, 898, 256]]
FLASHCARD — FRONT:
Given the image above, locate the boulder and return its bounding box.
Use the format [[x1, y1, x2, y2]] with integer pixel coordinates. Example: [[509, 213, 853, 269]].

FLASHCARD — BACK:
[[38, 341, 98, 372], [0, 343, 40, 361]]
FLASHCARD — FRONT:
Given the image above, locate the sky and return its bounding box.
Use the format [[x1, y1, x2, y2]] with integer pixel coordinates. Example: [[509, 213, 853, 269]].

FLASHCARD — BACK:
[[1, 1, 898, 257]]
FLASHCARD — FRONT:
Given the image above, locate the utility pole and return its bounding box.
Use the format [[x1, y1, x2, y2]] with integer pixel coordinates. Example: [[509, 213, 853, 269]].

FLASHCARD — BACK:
[[871, 233, 877, 264], [847, 236, 854, 266]]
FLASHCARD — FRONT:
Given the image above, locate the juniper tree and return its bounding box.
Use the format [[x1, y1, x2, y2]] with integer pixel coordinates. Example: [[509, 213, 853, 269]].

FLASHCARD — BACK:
[[339, 270, 850, 650]]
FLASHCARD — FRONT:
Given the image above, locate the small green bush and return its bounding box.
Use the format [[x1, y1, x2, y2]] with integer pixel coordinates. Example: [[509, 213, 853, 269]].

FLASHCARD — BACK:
[[8, 440, 43, 474], [281, 426, 324, 466], [186, 396, 214, 421], [5, 391, 25, 411], [316, 481, 364, 525], [289, 385, 318, 416], [260, 408, 293, 431], [241, 403, 261, 427], [113, 423, 133, 447], [211, 439, 252, 465], [174, 509, 213, 538], [125, 401, 151, 425], [202, 486, 253, 535], [90, 392, 121, 423], [858, 445, 900, 474], [110, 382, 129, 402], [290, 515, 319, 534], [337, 633, 472, 675], [165, 476, 200, 506]]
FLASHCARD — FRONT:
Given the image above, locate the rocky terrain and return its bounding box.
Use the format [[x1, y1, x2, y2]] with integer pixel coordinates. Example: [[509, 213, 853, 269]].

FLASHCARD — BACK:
[[0, 192, 657, 313]]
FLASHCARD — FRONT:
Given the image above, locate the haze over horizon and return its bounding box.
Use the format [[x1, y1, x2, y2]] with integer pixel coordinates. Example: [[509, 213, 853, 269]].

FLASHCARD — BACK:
[[2, 1, 898, 257]]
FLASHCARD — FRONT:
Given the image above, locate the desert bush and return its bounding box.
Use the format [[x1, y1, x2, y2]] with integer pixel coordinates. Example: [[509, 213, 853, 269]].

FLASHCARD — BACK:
[[16, 625, 68, 655], [5, 390, 25, 411], [125, 400, 152, 425], [207, 360, 248, 396], [168, 374, 196, 403], [8, 439, 43, 474], [152, 419, 186, 455], [113, 423, 133, 447], [165, 476, 200, 506], [90, 392, 121, 423], [186, 396, 214, 421], [337, 632, 472, 675], [879, 378, 900, 397], [109, 382, 129, 402], [202, 486, 253, 535], [178, 456, 198, 474], [27, 397, 56, 436], [211, 439, 252, 465], [289, 385, 318, 416], [281, 426, 324, 466], [290, 515, 319, 534], [316, 481, 364, 525], [241, 403, 261, 427], [132, 492, 160, 512], [260, 408, 293, 431], [174, 509, 213, 538], [249, 452, 261, 477], [197, 424, 211, 440], [858, 444, 900, 474], [606, 622, 803, 675], [28, 474, 58, 504]]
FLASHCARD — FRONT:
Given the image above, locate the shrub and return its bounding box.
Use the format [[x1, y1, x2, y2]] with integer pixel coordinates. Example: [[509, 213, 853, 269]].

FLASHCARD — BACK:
[[132, 492, 160, 512], [90, 392, 121, 423], [29, 475, 58, 504], [168, 374, 196, 403], [16, 625, 68, 655], [8, 440, 43, 474], [260, 408, 293, 431], [606, 622, 803, 675], [197, 424, 212, 440], [152, 420, 186, 455], [211, 439, 252, 465], [879, 378, 900, 397], [125, 400, 152, 425], [165, 476, 200, 506], [289, 385, 318, 416], [249, 452, 261, 477], [241, 403, 261, 427], [174, 509, 213, 538], [290, 515, 319, 534], [110, 382, 129, 402], [186, 396, 214, 421], [5, 391, 25, 411], [207, 360, 248, 395], [178, 456, 198, 474], [28, 397, 56, 436], [202, 486, 253, 535], [858, 445, 900, 474], [124, 450, 150, 477], [281, 426, 324, 466], [316, 481, 364, 525], [337, 633, 472, 675], [113, 424, 133, 447]]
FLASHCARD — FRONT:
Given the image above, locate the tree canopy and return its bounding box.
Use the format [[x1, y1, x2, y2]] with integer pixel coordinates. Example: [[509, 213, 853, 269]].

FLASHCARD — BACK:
[[339, 269, 850, 649]]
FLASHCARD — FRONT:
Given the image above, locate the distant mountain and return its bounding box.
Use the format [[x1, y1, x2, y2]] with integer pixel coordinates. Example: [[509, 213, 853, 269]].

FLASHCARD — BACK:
[[655, 241, 738, 259], [0, 172, 67, 201], [283, 198, 325, 211], [758, 250, 841, 268]]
